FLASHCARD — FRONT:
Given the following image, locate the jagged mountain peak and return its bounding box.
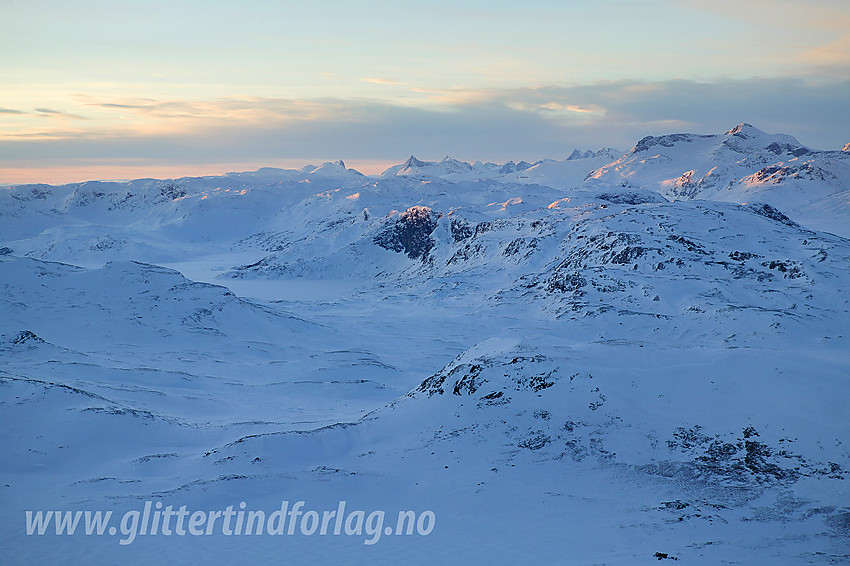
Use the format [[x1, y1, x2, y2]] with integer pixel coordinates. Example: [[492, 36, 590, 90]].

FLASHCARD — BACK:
[[314, 159, 345, 170], [403, 155, 426, 168], [388, 155, 475, 178], [567, 148, 621, 161]]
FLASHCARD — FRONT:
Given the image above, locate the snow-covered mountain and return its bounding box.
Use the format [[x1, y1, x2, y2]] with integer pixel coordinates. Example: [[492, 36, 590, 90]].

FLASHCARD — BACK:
[[2, 124, 849, 564], [380, 150, 620, 185], [382, 155, 478, 179], [583, 123, 850, 236]]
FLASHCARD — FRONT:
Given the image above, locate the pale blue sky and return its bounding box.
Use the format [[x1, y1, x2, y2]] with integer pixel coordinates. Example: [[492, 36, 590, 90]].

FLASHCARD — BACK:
[[1, 0, 848, 182]]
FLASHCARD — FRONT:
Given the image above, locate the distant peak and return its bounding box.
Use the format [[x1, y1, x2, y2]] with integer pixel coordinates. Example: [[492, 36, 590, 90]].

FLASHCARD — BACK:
[[725, 123, 764, 137], [306, 159, 363, 176], [403, 155, 426, 168], [315, 160, 346, 169], [497, 160, 518, 174]]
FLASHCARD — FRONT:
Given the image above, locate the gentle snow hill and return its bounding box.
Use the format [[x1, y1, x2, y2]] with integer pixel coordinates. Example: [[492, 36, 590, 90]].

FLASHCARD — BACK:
[[0, 166, 371, 265], [0, 254, 410, 516], [582, 123, 850, 236], [187, 334, 850, 563], [0, 256, 316, 354]]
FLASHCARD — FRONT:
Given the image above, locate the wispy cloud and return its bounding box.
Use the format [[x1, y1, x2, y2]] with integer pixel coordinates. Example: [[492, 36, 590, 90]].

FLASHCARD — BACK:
[[363, 78, 408, 86], [92, 102, 155, 110], [34, 107, 90, 120]]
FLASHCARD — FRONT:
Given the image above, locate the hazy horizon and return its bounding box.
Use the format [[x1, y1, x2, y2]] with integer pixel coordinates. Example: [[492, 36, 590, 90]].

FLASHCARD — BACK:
[[3, 0, 849, 184]]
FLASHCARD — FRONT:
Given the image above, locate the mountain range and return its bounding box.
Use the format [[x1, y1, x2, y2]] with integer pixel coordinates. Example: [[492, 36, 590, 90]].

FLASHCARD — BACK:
[[1, 124, 848, 564]]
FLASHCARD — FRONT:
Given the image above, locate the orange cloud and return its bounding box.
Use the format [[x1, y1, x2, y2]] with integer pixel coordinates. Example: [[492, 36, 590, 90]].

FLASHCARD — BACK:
[[363, 78, 408, 86], [797, 32, 850, 68]]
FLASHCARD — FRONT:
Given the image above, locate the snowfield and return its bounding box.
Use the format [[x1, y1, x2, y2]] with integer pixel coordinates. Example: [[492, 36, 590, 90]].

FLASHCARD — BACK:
[[1, 124, 849, 564]]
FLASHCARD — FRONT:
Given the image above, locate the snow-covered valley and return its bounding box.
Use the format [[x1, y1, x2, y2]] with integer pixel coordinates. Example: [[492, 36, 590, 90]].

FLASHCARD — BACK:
[[1, 124, 849, 564]]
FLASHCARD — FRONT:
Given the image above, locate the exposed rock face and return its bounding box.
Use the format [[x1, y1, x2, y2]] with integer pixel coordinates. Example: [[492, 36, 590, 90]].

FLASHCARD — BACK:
[[11, 330, 44, 344], [595, 190, 667, 205], [498, 160, 534, 174], [159, 181, 187, 201], [633, 133, 711, 153], [746, 202, 799, 227], [450, 218, 473, 242], [374, 206, 442, 260], [765, 141, 812, 157], [747, 163, 836, 184]]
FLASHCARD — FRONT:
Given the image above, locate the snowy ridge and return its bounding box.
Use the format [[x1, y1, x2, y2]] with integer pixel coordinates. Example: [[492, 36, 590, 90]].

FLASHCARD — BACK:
[[380, 151, 621, 184]]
